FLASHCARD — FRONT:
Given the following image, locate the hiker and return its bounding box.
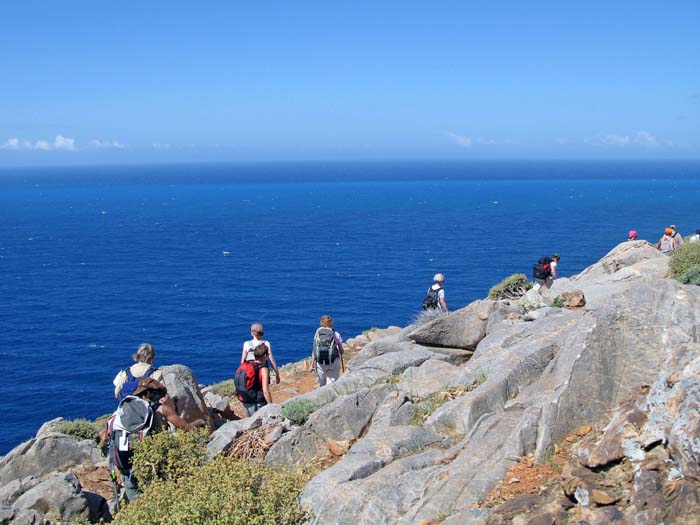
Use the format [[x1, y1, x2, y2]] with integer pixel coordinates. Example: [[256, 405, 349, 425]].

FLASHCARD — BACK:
[[628, 230, 638, 241], [113, 343, 163, 400], [656, 228, 676, 255], [422, 273, 448, 313], [690, 229, 700, 243], [241, 323, 280, 384], [107, 377, 205, 502], [235, 343, 272, 416], [533, 254, 560, 289], [670, 225, 684, 249], [310, 315, 345, 387]]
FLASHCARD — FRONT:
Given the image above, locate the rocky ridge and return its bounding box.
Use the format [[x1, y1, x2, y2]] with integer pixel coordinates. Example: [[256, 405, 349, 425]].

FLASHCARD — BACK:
[[2, 240, 700, 524]]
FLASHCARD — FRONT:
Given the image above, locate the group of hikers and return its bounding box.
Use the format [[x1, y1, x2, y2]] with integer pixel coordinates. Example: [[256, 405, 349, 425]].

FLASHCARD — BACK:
[[105, 223, 699, 505], [105, 315, 346, 504], [653, 225, 700, 255]]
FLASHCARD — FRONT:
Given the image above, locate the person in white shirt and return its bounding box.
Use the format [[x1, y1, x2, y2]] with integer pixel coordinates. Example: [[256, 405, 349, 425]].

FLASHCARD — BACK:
[[689, 229, 700, 243], [240, 323, 280, 384]]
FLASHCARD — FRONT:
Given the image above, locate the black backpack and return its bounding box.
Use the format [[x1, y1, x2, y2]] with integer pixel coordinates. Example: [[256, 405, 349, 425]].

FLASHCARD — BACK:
[[422, 287, 441, 310], [533, 257, 553, 280], [119, 366, 155, 401], [314, 327, 338, 365]]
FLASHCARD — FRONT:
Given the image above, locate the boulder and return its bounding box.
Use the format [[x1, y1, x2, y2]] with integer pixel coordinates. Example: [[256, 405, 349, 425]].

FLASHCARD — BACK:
[[0, 434, 104, 486], [407, 300, 500, 350], [12, 472, 89, 523], [0, 478, 40, 507], [0, 506, 49, 525], [560, 289, 586, 308], [160, 364, 214, 429]]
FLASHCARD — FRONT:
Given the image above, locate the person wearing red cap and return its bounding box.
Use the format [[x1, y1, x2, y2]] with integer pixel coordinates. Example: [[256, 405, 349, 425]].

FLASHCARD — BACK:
[[628, 230, 638, 241]]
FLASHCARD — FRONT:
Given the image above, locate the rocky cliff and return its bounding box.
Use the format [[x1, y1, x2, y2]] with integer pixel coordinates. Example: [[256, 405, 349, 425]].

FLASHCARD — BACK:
[[2, 240, 700, 524]]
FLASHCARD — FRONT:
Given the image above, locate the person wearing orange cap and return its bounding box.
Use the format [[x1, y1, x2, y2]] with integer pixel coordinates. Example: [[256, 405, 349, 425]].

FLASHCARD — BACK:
[[656, 228, 675, 255]]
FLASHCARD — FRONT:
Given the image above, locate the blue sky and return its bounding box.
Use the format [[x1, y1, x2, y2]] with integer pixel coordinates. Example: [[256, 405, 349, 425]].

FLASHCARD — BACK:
[[1, 1, 698, 165]]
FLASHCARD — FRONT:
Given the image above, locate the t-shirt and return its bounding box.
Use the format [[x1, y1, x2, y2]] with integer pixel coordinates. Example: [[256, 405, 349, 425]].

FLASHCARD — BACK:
[[550, 260, 558, 277], [243, 339, 271, 362], [690, 234, 700, 243], [113, 362, 163, 399]]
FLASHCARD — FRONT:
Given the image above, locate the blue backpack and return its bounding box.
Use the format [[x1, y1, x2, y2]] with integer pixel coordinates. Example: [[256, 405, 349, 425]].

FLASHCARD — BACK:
[[119, 366, 155, 400]]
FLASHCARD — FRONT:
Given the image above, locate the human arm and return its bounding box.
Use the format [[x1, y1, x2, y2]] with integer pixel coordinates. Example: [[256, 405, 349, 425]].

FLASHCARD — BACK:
[[266, 343, 281, 384], [159, 395, 206, 431], [241, 342, 248, 365], [261, 367, 273, 404], [113, 370, 127, 400], [438, 289, 448, 314]]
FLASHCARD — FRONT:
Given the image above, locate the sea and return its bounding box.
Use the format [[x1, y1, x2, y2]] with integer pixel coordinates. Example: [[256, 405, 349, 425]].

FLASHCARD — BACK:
[[1, 160, 699, 455]]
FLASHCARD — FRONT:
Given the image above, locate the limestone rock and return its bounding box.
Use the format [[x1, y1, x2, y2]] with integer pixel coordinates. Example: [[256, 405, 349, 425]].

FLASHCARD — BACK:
[[0, 434, 104, 486], [560, 289, 585, 308], [0, 506, 49, 525], [160, 364, 213, 428], [407, 300, 500, 350], [12, 472, 89, 523], [398, 359, 463, 399], [0, 478, 40, 507]]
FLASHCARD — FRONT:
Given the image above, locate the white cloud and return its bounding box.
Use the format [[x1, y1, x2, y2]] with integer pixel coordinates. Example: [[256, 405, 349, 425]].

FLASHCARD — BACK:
[[593, 131, 672, 149], [53, 135, 76, 151], [34, 140, 51, 150], [152, 142, 172, 150], [0, 138, 21, 150], [447, 131, 473, 148], [89, 139, 126, 149]]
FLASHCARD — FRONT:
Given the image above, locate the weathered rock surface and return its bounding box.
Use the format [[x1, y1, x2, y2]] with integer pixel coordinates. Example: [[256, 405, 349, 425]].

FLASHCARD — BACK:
[[0, 434, 104, 487], [12, 472, 89, 523], [0, 506, 49, 525], [160, 364, 213, 428], [283, 242, 700, 524]]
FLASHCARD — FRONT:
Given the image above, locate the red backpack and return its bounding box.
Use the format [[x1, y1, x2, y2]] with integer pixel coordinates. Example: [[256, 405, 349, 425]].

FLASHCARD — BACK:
[[234, 362, 262, 403]]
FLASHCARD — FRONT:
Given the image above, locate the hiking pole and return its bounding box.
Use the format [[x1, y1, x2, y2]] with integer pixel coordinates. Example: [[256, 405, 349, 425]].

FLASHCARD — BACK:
[[110, 470, 121, 513]]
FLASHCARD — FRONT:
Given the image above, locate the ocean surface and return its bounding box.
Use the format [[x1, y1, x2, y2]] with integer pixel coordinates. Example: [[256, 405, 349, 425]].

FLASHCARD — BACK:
[[1, 160, 699, 454]]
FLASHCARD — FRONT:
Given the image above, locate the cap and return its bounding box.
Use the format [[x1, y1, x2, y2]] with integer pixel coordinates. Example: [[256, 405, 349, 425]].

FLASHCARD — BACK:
[[628, 230, 638, 239], [670, 225, 677, 230], [665, 227, 673, 235]]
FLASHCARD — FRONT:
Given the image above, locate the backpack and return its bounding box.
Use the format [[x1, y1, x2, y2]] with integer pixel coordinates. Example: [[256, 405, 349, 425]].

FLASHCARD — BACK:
[[533, 257, 553, 280], [108, 396, 155, 475], [119, 366, 155, 401], [422, 287, 442, 310], [660, 235, 674, 254], [313, 327, 339, 365], [234, 362, 263, 403]]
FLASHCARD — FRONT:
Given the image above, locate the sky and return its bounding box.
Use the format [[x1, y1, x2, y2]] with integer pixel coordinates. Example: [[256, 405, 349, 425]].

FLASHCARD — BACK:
[[1, 1, 699, 166]]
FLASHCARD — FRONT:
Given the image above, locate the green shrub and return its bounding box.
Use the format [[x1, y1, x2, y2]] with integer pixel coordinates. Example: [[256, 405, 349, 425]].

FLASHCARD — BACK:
[[209, 378, 237, 398], [670, 242, 700, 279], [56, 418, 99, 442], [679, 265, 700, 285], [130, 428, 208, 487], [552, 296, 565, 308], [488, 273, 533, 301], [280, 399, 320, 426], [113, 455, 310, 525]]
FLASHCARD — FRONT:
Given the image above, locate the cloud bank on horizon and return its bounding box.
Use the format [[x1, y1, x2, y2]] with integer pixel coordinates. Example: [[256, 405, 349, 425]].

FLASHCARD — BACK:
[[0, 1, 697, 165]]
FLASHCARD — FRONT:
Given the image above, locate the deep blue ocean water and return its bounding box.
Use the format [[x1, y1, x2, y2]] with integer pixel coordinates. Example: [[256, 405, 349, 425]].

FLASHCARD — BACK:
[[1, 160, 699, 454]]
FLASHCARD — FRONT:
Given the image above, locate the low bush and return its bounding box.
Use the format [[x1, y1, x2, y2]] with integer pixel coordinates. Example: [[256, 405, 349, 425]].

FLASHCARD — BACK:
[[280, 399, 320, 426], [552, 296, 565, 308], [670, 242, 700, 279], [209, 378, 237, 398], [130, 428, 208, 487], [679, 264, 700, 285], [56, 418, 98, 442], [488, 273, 533, 301], [412, 307, 444, 326], [113, 455, 310, 525]]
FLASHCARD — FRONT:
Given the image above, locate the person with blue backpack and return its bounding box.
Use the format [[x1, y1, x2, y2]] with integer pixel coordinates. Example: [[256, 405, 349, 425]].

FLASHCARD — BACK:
[[112, 343, 163, 400]]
